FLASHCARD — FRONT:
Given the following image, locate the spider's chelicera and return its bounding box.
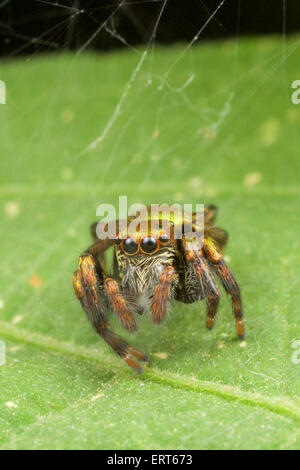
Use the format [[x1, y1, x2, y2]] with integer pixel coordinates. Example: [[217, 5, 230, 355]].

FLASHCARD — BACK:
[[73, 205, 245, 373]]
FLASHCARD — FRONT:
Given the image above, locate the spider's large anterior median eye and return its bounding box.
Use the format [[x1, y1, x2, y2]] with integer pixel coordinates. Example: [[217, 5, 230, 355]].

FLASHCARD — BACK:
[[141, 236, 158, 253], [123, 238, 138, 255]]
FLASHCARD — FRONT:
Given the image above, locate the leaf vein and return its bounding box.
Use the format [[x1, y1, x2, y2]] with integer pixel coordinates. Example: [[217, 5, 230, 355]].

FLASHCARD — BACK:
[[0, 320, 299, 424]]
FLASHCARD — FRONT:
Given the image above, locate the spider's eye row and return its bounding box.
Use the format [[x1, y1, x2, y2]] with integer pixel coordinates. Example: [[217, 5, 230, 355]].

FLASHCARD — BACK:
[[159, 233, 169, 244], [141, 236, 158, 253], [123, 238, 138, 254]]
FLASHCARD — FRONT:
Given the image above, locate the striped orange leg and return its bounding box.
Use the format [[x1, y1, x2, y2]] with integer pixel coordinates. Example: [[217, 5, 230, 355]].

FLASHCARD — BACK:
[[73, 253, 148, 373], [104, 277, 137, 332], [151, 266, 176, 324], [184, 248, 220, 330], [86, 231, 113, 275], [203, 238, 245, 339]]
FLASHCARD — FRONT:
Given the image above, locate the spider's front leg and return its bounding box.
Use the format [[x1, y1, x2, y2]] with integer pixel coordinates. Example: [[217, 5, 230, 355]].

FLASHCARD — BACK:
[[73, 252, 148, 373], [203, 237, 245, 339]]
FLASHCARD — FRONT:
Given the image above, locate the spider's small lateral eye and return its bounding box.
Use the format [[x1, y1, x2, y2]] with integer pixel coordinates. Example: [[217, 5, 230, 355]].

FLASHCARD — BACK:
[[141, 236, 158, 254], [114, 236, 122, 245], [123, 238, 138, 255], [159, 233, 169, 244]]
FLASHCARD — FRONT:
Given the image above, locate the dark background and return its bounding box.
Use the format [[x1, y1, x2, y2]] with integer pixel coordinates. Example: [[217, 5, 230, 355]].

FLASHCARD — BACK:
[[0, 0, 299, 57]]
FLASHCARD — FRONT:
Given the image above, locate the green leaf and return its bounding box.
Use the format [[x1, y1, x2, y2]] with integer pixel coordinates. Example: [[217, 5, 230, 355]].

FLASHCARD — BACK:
[[0, 36, 300, 449]]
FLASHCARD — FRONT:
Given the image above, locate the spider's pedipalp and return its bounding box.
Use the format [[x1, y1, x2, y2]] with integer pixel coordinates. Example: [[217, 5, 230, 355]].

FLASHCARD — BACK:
[[151, 265, 176, 324], [104, 277, 137, 332]]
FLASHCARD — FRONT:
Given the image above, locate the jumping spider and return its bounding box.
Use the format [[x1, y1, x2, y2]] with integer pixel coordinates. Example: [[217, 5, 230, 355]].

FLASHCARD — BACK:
[[73, 205, 244, 372]]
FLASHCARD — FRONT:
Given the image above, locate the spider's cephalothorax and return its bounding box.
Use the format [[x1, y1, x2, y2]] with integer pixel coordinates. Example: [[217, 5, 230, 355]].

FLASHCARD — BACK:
[[73, 205, 245, 373]]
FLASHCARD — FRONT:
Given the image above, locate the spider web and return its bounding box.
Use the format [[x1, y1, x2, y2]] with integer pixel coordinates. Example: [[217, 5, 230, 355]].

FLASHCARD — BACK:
[[0, 0, 243, 197], [1, 0, 297, 202]]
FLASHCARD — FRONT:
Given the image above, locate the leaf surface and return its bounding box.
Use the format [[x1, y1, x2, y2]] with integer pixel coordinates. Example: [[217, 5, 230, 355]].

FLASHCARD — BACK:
[[0, 37, 300, 449]]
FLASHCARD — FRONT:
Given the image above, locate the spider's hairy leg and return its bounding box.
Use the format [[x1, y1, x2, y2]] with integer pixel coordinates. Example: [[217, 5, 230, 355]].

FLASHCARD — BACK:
[[184, 246, 220, 330], [86, 234, 113, 274], [203, 204, 218, 225], [90, 221, 98, 243], [207, 226, 229, 251], [73, 253, 147, 373], [151, 265, 176, 324], [192, 204, 217, 226], [104, 277, 137, 332], [203, 237, 245, 339]]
